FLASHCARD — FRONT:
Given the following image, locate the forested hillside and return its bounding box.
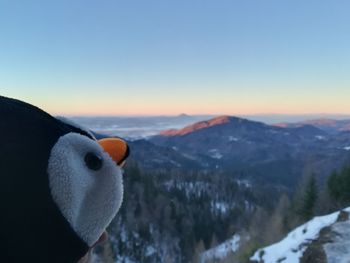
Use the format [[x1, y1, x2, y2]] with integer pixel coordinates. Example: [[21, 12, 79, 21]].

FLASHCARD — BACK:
[[90, 116, 350, 263], [98, 162, 280, 262]]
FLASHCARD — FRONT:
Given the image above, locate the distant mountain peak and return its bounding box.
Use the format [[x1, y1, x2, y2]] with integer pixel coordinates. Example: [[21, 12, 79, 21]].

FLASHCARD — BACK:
[[159, 115, 243, 136], [177, 113, 190, 118], [210, 115, 232, 124]]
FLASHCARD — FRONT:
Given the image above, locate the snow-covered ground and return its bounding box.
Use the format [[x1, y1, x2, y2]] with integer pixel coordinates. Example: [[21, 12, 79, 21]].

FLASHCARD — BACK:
[[208, 149, 223, 159], [163, 180, 211, 199], [228, 136, 239, 142], [210, 201, 231, 214], [236, 179, 252, 188], [251, 207, 350, 263], [315, 135, 326, 140], [201, 234, 242, 263]]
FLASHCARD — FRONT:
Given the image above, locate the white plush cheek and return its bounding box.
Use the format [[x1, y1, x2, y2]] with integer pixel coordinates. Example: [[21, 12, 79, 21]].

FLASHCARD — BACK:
[[48, 133, 123, 246]]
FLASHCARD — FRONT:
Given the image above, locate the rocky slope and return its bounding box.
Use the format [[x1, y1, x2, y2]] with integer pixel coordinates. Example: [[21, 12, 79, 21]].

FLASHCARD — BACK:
[[250, 207, 350, 263]]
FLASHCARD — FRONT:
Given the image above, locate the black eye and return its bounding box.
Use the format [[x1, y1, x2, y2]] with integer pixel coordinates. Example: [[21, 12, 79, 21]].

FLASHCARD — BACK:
[[84, 152, 103, 171]]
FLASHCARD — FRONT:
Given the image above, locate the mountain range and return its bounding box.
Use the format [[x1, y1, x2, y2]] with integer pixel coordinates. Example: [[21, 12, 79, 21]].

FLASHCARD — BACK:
[[90, 115, 350, 188], [275, 119, 350, 134], [85, 115, 350, 263], [126, 116, 350, 188]]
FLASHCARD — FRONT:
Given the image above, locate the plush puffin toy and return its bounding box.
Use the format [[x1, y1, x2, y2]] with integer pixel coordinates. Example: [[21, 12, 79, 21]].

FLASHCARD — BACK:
[[0, 96, 129, 262]]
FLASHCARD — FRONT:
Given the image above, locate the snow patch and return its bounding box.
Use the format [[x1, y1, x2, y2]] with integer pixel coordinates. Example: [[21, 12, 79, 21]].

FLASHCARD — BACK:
[[181, 153, 197, 160], [210, 201, 229, 214], [145, 245, 157, 257], [116, 256, 137, 263], [228, 136, 239, 142], [251, 208, 350, 263], [208, 149, 223, 159], [163, 180, 211, 199], [236, 179, 252, 188], [344, 146, 350, 151], [315, 135, 326, 140], [120, 226, 127, 243], [201, 234, 241, 263]]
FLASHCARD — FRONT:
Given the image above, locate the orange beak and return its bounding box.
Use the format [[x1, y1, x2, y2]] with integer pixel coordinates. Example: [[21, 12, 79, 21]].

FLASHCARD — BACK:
[[98, 138, 129, 167]]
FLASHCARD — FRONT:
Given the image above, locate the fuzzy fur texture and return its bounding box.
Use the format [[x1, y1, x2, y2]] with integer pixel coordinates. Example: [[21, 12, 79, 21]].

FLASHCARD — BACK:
[[48, 133, 124, 246], [56, 116, 96, 139]]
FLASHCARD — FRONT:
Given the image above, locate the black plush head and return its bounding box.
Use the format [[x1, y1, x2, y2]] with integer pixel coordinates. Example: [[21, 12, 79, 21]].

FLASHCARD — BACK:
[[0, 96, 127, 262]]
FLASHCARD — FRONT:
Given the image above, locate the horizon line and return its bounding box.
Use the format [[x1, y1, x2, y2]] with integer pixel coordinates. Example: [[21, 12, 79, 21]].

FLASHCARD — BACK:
[[61, 112, 350, 118]]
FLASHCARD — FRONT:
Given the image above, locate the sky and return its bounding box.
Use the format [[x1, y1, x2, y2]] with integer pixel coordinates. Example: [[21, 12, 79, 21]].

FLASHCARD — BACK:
[[0, 0, 349, 116]]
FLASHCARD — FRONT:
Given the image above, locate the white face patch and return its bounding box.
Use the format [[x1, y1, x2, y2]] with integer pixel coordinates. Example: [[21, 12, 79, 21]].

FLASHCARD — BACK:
[[48, 133, 123, 246]]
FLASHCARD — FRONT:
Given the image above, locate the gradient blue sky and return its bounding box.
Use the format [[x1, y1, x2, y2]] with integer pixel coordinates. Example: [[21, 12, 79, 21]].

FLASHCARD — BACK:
[[1, 0, 349, 116]]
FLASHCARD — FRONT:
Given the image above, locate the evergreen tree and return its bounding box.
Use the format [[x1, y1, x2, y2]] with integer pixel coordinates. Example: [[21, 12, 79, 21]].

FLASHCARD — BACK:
[[298, 175, 318, 221], [328, 171, 341, 202], [328, 166, 350, 206]]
